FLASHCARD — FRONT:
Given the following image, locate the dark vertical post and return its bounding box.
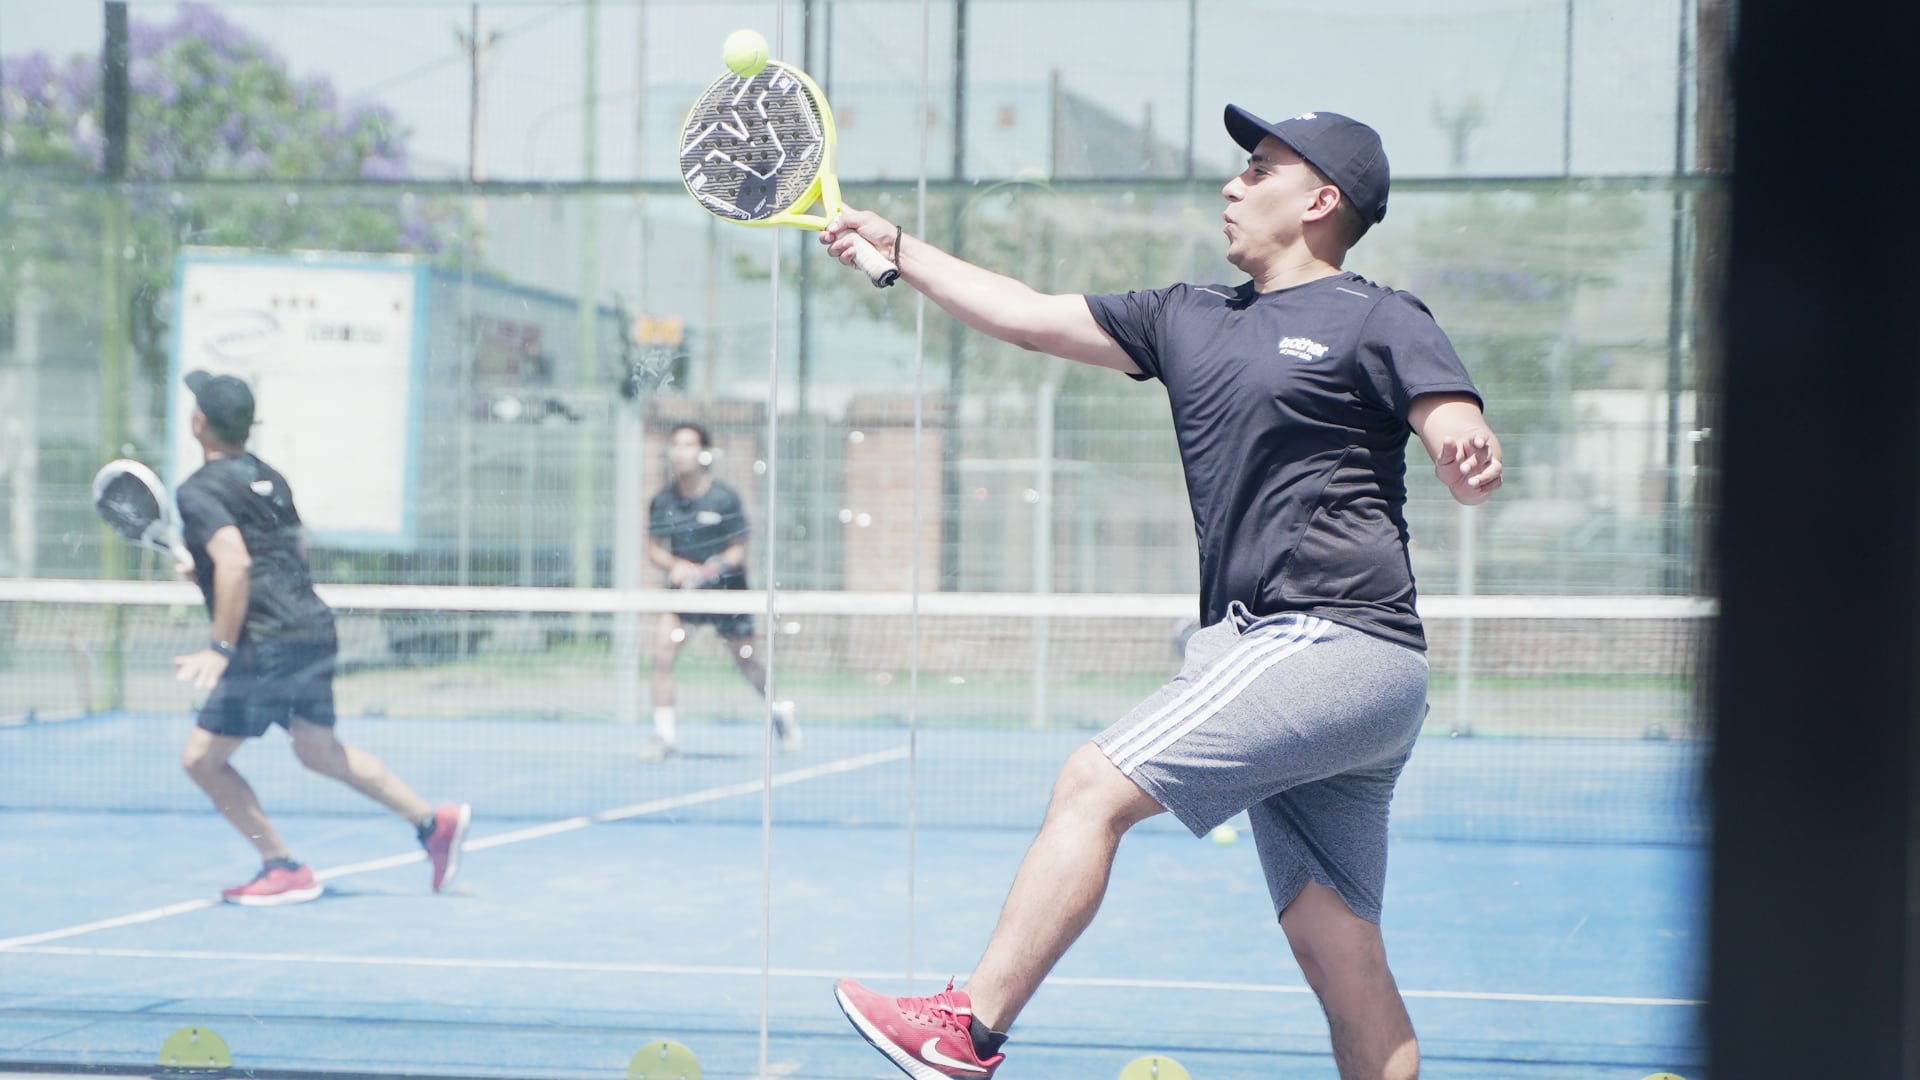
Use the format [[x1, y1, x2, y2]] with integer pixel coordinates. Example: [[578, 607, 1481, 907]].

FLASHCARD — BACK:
[[1710, 1, 1920, 1076], [1182, 0, 1197, 179], [99, 1, 132, 709], [1659, 0, 1690, 590], [103, 2, 128, 180], [941, 0, 970, 588], [1688, 0, 1732, 596], [797, 0, 816, 419]]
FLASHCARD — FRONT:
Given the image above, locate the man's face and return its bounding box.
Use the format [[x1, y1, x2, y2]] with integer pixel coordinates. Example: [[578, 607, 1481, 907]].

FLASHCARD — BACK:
[[667, 428, 709, 477], [1220, 135, 1334, 271]]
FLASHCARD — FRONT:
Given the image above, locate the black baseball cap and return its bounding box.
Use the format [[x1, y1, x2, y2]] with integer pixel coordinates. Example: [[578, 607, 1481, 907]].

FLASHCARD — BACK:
[[184, 370, 255, 441], [1224, 106, 1390, 232]]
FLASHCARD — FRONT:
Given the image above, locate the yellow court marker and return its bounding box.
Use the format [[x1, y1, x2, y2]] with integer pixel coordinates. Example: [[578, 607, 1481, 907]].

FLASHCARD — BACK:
[[628, 1039, 702, 1080], [154, 1025, 231, 1078], [1119, 1054, 1192, 1080]]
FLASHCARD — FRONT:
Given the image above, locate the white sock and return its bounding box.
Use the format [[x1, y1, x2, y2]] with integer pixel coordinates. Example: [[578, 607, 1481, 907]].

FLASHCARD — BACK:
[[653, 707, 677, 744]]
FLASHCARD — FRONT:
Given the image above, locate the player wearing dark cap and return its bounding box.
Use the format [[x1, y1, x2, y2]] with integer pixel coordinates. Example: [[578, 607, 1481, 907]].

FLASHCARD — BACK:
[[175, 371, 471, 905], [823, 108, 1503, 1080]]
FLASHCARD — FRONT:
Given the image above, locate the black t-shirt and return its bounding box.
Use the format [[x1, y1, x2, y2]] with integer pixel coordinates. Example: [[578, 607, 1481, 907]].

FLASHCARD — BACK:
[[648, 478, 750, 588], [1086, 272, 1481, 650], [176, 453, 333, 640]]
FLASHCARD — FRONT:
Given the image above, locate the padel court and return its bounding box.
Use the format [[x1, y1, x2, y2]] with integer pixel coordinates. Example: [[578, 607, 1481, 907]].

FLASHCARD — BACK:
[[2, 714, 1704, 1080]]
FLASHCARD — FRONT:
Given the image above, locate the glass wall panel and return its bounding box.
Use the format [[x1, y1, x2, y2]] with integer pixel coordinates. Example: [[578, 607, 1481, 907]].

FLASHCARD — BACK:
[[1, 2, 1721, 1077]]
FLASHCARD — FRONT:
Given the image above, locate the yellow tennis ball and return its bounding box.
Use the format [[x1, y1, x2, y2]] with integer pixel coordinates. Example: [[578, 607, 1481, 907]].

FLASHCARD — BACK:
[[1210, 824, 1238, 846], [723, 29, 769, 78]]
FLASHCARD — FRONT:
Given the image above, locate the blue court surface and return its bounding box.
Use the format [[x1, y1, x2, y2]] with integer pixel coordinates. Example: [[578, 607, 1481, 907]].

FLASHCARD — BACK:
[[1, 714, 1706, 1080]]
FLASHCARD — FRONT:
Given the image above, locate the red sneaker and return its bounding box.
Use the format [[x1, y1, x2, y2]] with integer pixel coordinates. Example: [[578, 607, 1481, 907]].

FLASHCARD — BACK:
[[221, 863, 323, 907], [834, 978, 1005, 1079], [424, 803, 471, 892]]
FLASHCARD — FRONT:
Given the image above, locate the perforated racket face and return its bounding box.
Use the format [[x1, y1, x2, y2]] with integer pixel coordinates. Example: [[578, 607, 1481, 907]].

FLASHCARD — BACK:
[[680, 63, 828, 224], [93, 466, 165, 543]]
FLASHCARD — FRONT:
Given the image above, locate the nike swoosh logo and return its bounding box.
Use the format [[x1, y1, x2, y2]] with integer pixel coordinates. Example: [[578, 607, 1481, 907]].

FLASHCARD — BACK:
[[918, 1039, 988, 1074]]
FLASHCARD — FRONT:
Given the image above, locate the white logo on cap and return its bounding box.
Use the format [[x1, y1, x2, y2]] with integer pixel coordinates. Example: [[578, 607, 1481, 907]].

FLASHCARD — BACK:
[[1291, 112, 1319, 121]]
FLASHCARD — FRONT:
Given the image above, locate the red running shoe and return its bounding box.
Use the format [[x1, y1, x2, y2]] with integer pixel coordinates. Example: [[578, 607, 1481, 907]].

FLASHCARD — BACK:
[[834, 978, 1005, 1079], [221, 862, 323, 907], [424, 803, 472, 892]]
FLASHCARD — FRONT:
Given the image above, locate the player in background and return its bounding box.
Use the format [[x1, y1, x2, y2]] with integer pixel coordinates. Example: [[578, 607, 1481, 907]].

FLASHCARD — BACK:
[[645, 422, 800, 755], [173, 370, 471, 905]]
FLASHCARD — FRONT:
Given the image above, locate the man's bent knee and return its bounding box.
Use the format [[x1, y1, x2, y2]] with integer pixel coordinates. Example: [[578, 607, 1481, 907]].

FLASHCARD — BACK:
[[1049, 743, 1164, 830], [182, 730, 237, 779], [290, 724, 344, 771]]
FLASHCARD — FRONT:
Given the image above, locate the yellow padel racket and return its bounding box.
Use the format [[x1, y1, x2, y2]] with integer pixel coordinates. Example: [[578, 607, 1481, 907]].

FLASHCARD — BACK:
[[678, 48, 898, 287]]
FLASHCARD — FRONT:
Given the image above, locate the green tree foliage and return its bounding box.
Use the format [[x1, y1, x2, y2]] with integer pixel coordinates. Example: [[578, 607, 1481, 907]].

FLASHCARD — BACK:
[[1, 3, 466, 403]]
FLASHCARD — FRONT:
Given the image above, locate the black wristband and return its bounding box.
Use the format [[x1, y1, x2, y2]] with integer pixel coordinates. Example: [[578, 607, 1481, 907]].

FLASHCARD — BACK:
[[209, 640, 237, 659], [892, 227, 904, 266]]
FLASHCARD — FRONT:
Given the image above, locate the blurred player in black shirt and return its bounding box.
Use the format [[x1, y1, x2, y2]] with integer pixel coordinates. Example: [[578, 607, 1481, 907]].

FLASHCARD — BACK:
[[174, 371, 470, 906], [645, 422, 800, 755]]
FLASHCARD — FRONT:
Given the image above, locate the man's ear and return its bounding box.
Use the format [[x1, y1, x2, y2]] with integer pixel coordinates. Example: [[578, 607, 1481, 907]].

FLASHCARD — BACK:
[[1304, 184, 1343, 224]]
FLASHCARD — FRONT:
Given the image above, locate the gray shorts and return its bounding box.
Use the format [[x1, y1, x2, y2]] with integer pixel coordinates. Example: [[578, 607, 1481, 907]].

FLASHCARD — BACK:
[[1094, 603, 1428, 923]]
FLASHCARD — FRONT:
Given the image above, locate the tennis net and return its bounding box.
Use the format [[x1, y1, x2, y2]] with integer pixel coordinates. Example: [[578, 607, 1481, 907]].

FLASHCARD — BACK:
[[0, 579, 1709, 844]]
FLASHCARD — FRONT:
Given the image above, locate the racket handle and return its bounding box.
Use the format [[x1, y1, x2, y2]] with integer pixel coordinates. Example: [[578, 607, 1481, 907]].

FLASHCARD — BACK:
[[846, 234, 899, 288]]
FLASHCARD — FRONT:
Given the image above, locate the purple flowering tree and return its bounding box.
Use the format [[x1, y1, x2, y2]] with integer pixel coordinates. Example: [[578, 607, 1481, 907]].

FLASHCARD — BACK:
[[1, 3, 467, 393]]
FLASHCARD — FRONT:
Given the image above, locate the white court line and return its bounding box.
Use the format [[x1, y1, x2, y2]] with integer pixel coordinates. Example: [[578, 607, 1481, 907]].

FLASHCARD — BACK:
[[0, 898, 219, 951], [0, 746, 910, 952], [0, 944, 1703, 1009]]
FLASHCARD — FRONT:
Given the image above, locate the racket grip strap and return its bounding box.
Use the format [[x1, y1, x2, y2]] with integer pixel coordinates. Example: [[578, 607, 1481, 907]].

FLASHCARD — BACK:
[[848, 234, 899, 288]]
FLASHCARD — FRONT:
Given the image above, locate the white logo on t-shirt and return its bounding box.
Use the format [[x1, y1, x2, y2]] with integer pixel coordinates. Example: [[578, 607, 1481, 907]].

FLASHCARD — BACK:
[[250, 480, 274, 496], [696, 510, 723, 525], [1278, 335, 1330, 362]]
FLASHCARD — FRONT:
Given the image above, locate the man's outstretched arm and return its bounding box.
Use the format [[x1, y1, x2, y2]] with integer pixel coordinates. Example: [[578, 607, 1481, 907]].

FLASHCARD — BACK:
[[822, 207, 1142, 374]]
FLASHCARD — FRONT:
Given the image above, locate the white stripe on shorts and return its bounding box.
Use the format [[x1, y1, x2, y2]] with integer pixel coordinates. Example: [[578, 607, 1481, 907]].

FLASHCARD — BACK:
[[1107, 613, 1330, 773]]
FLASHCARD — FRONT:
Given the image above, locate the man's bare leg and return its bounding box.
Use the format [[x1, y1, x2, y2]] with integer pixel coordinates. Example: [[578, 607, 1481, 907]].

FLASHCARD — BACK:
[[182, 727, 289, 860], [650, 613, 685, 711], [721, 633, 769, 694], [648, 614, 690, 747], [288, 718, 431, 823], [962, 742, 1166, 1030], [1281, 880, 1420, 1080]]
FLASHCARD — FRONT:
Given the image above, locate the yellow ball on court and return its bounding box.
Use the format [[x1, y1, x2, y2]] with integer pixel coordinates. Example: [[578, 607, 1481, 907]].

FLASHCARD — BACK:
[[723, 29, 769, 78], [1210, 824, 1238, 846]]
